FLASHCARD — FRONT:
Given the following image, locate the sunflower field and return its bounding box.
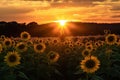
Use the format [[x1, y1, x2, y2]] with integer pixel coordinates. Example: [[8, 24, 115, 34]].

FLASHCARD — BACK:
[[0, 31, 120, 80]]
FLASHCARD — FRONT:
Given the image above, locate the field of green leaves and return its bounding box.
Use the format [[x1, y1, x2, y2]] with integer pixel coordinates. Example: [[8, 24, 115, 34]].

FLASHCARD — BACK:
[[0, 31, 120, 80]]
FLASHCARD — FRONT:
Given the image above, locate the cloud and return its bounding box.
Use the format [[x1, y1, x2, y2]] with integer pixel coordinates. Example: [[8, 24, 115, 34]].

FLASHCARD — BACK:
[[111, 15, 120, 18], [0, 0, 120, 23], [93, 0, 120, 11]]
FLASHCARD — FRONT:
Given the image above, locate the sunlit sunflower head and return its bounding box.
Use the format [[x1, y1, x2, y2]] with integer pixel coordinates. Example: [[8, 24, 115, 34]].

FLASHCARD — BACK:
[[98, 40, 105, 46], [20, 31, 31, 40], [0, 44, 3, 53], [85, 42, 92, 47], [52, 38, 60, 44], [94, 42, 100, 48], [69, 43, 74, 48], [34, 43, 46, 53], [85, 44, 93, 52], [4, 51, 21, 67], [16, 42, 28, 52], [0, 35, 6, 40], [63, 41, 69, 45], [26, 40, 33, 46], [47, 51, 60, 63], [80, 56, 100, 73], [105, 34, 117, 45], [12, 40, 16, 46], [75, 41, 84, 47], [117, 39, 120, 45], [3, 38, 12, 48], [82, 49, 91, 57], [39, 39, 44, 43], [92, 48, 97, 51], [64, 48, 72, 54]]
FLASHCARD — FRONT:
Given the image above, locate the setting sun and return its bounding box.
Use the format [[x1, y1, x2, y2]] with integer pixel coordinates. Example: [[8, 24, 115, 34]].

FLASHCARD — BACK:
[[56, 20, 67, 26], [53, 20, 69, 36]]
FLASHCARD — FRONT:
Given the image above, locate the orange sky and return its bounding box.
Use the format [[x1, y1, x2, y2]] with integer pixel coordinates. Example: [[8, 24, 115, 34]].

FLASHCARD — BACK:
[[0, 0, 120, 24]]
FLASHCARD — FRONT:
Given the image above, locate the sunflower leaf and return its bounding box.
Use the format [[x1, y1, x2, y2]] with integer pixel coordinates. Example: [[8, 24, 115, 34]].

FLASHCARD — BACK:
[[74, 69, 83, 75], [92, 75, 104, 80], [4, 74, 16, 80], [54, 69, 63, 76], [18, 71, 29, 80]]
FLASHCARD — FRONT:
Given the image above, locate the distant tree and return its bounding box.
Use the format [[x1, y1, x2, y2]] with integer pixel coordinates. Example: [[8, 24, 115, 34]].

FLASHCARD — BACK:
[[0, 21, 120, 37], [26, 22, 38, 36], [27, 22, 38, 27]]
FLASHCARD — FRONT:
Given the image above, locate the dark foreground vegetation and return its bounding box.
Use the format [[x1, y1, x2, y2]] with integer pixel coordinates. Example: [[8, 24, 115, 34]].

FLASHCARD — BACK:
[[0, 31, 120, 80]]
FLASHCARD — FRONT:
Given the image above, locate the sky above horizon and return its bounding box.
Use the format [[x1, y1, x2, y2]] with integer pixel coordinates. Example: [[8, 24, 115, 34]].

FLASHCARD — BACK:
[[0, 0, 120, 24]]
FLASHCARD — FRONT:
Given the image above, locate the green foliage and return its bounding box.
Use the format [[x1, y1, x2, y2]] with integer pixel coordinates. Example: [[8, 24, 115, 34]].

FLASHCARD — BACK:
[[0, 34, 120, 80]]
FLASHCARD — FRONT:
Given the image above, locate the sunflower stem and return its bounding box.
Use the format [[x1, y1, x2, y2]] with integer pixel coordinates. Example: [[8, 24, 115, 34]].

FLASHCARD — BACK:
[[86, 73, 89, 80], [10, 67, 14, 75]]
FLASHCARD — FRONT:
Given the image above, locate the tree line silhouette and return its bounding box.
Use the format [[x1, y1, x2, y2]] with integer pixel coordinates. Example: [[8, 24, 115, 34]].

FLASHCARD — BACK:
[[0, 21, 120, 37]]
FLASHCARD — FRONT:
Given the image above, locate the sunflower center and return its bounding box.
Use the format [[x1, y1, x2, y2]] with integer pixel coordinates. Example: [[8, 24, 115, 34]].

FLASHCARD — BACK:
[[5, 41, 10, 46], [95, 43, 99, 46], [85, 59, 95, 68], [66, 50, 70, 53], [50, 53, 56, 59], [18, 44, 25, 50], [23, 34, 28, 38], [84, 51, 89, 56], [36, 45, 43, 50], [8, 55, 17, 62], [54, 40, 57, 43], [87, 46, 91, 50], [108, 36, 114, 42]]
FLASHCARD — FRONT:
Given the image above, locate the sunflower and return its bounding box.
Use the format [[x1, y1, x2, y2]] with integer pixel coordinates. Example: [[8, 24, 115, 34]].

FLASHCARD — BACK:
[[4, 51, 21, 67], [3, 38, 12, 48], [12, 40, 16, 46], [94, 41, 100, 48], [117, 39, 120, 45], [82, 49, 91, 57], [64, 48, 72, 54], [98, 40, 104, 46], [0, 44, 3, 53], [85, 44, 93, 52], [26, 40, 33, 46], [16, 42, 27, 52], [47, 51, 60, 63], [63, 41, 69, 46], [0, 35, 5, 40], [20, 31, 31, 40], [69, 43, 74, 48], [39, 39, 44, 43], [85, 42, 92, 47], [34, 43, 46, 53], [75, 41, 84, 47], [105, 34, 117, 45], [52, 38, 59, 44], [80, 56, 100, 73]]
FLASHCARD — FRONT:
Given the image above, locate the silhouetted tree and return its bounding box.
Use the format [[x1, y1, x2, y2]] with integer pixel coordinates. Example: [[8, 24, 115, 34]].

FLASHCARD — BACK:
[[0, 21, 120, 37]]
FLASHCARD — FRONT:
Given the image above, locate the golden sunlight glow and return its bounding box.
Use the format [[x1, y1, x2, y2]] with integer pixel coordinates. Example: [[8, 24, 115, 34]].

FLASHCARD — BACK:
[[54, 20, 68, 36], [55, 20, 68, 27], [58, 20, 67, 26]]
